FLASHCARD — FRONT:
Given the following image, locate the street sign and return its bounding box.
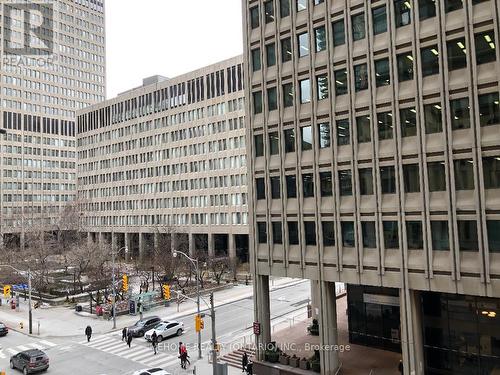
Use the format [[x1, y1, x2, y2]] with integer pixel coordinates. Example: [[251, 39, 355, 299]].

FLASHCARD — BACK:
[[253, 322, 261, 336]]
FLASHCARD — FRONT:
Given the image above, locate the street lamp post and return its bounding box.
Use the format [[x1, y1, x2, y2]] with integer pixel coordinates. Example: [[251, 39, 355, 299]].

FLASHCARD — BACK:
[[0, 264, 32, 334], [111, 246, 128, 330], [172, 250, 202, 360]]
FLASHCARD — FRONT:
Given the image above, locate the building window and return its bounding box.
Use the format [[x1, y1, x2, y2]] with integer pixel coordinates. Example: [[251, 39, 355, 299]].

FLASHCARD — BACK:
[[257, 222, 267, 244], [332, 19, 345, 46], [283, 83, 294, 107], [280, 0, 290, 18], [458, 220, 478, 251], [266, 43, 276, 67], [302, 173, 314, 198], [357, 115, 371, 143], [301, 125, 313, 150], [362, 222, 377, 248], [254, 134, 264, 157], [253, 91, 263, 114], [450, 98, 470, 130], [428, 162, 446, 192], [317, 74, 329, 100], [281, 37, 292, 62], [342, 222, 355, 247], [318, 123, 331, 148], [334, 69, 348, 96], [419, 0, 436, 20], [424, 103, 442, 134], [339, 170, 352, 196], [431, 221, 449, 250], [352, 13, 365, 41], [487, 221, 500, 252], [315, 26, 327, 52], [372, 6, 387, 35], [359, 168, 374, 195], [406, 221, 423, 249], [269, 132, 279, 155], [251, 48, 261, 72], [286, 175, 297, 198], [445, 0, 463, 12], [354, 64, 368, 92], [300, 79, 311, 103], [271, 176, 281, 199], [397, 53, 414, 82], [378, 112, 393, 140], [304, 222, 317, 246], [268, 87, 278, 111], [400, 107, 417, 137], [447, 38, 467, 70], [264, 1, 275, 23], [272, 222, 282, 244], [454, 159, 475, 190], [288, 221, 299, 245], [322, 222, 335, 246], [380, 166, 396, 194], [475, 31, 497, 65], [375, 58, 390, 87], [403, 164, 420, 193], [394, 0, 411, 27], [314, 0, 324, 4], [383, 221, 399, 249], [284, 128, 295, 153], [483, 157, 500, 189], [256, 178, 266, 200], [421, 46, 439, 76], [337, 119, 350, 146], [250, 6, 260, 29], [298, 32, 309, 57], [297, 0, 307, 12], [320, 171, 333, 197], [478, 92, 500, 127]]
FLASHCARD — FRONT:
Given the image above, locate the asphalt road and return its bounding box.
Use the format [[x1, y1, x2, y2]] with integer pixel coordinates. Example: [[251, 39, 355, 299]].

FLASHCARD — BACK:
[[0, 280, 311, 375]]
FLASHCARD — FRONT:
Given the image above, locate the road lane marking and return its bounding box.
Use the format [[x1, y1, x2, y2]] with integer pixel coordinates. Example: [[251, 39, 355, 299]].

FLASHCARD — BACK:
[[16, 345, 30, 351], [39, 340, 56, 347], [6, 348, 18, 355]]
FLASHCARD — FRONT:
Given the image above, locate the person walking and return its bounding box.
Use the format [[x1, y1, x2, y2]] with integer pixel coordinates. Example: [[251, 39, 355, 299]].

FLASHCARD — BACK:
[[398, 359, 403, 374], [85, 325, 92, 342], [122, 327, 127, 342], [151, 331, 158, 355], [127, 331, 133, 348], [242, 351, 248, 372]]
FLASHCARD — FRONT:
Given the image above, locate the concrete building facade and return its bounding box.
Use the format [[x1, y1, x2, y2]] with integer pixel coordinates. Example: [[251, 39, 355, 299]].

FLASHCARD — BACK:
[[242, 0, 500, 374], [76, 56, 249, 261], [0, 0, 106, 243]]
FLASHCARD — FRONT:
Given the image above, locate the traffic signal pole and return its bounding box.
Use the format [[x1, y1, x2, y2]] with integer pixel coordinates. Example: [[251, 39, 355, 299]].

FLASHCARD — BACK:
[[210, 292, 217, 375]]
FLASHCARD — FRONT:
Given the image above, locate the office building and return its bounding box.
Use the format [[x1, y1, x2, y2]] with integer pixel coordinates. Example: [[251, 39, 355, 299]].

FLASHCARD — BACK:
[[242, 0, 500, 374], [76, 56, 249, 261]]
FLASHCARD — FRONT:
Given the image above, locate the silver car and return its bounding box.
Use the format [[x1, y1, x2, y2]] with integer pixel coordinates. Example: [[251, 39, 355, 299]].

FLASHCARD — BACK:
[[144, 320, 184, 342]]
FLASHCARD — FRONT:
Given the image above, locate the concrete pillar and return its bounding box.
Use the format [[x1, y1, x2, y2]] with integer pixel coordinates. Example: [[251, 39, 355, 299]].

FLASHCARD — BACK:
[[87, 232, 92, 247], [154, 232, 160, 254], [111, 232, 117, 252], [255, 274, 271, 361], [319, 281, 339, 375], [124, 233, 131, 261], [310, 280, 321, 320], [171, 233, 178, 252], [400, 289, 424, 375], [189, 233, 195, 257], [208, 233, 214, 258], [138, 233, 145, 260], [228, 233, 236, 260]]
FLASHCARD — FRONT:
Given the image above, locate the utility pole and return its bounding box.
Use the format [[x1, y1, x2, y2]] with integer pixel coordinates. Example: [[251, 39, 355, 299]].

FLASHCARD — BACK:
[[28, 269, 32, 334], [210, 292, 217, 375]]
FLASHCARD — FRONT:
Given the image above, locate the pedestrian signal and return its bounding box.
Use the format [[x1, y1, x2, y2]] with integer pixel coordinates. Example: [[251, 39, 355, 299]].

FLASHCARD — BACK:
[[3, 285, 11, 298], [122, 274, 128, 292], [162, 284, 171, 300]]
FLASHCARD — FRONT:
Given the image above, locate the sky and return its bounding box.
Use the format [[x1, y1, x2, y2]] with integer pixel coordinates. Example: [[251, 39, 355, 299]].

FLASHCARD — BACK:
[[105, 0, 243, 99]]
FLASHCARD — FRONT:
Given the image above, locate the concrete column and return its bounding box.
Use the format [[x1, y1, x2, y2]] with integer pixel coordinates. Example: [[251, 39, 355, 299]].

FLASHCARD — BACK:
[[111, 232, 117, 252], [87, 232, 92, 247], [208, 233, 214, 258], [310, 280, 321, 320], [255, 274, 271, 361], [189, 233, 195, 257], [319, 281, 339, 375], [400, 289, 424, 375], [171, 233, 178, 252], [228, 233, 236, 260], [154, 232, 160, 254], [124, 233, 131, 261], [138, 233, 145, 260]]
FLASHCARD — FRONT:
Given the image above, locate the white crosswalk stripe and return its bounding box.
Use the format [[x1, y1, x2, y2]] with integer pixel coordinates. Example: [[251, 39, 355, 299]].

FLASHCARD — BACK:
[[0, 340, 58, 357]]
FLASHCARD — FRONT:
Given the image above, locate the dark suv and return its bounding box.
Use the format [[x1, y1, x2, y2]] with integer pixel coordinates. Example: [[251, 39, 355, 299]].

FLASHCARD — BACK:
[[10, 349, 49, 374], [127, 316, 161, 337], [0, 322, 8, 336]]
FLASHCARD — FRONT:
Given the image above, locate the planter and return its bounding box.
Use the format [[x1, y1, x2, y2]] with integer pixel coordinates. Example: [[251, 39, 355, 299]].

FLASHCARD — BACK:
[[279, 354, 290, 366], [311, 360, 321, 373], [265, 351, 279, 363], [289, 357, 299, 368], [299, 359, 310, 370]]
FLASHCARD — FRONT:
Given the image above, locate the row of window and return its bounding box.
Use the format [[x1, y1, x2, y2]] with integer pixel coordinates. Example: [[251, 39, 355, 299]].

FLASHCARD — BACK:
[[256, 219, 500, 252], [255, 157, 500, 200]]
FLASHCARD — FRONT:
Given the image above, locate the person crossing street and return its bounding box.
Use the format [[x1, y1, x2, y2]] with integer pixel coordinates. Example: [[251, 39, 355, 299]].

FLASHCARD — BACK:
[[151, 331, 158, 355], [127, 331, 133, 348], [122, 327, 127, 342], [85, 325, 92, 342]]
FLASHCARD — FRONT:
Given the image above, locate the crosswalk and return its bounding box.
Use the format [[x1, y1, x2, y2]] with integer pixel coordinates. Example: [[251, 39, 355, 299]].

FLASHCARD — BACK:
[[0, 339, 57, 359], [78, 333, 180, 369]]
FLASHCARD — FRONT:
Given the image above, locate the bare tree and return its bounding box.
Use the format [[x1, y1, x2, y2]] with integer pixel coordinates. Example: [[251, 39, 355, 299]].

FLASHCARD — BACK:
[[209, 257, 231, 286]]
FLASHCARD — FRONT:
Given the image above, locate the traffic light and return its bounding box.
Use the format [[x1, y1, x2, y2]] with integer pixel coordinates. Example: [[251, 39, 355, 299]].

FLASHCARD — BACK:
[[122, 274, 128, 292], [3, 285, 11, 298], [195, 314, 205, 332], [162, 284, 171, 300]]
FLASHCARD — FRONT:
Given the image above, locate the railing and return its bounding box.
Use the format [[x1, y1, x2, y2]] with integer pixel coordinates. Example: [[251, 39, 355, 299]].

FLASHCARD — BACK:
[[335, 362, 343, 375]]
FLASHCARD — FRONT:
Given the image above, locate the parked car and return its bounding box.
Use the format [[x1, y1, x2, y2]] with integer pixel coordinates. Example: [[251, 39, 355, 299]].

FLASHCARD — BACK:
[[144, 320, 184, 342], [132, 368, 170, 375], [127, 316, 162, 337], [0, 322, 8, 336], [10, 349, 49, 374]]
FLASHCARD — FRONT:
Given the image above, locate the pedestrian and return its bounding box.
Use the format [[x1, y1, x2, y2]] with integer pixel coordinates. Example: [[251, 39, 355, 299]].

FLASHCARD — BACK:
[[151, 331, 158, 355], [182, 344, 190, 367], [398, 359, 403, 374], [242, 351, 248, 372], [127, 331, 133, 348], [85, 325, 92, 342], [122, 327, 127, 342]]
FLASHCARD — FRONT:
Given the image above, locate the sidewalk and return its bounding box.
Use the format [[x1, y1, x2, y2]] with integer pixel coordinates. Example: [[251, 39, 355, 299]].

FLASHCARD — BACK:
[[0, 277, 305, 338]]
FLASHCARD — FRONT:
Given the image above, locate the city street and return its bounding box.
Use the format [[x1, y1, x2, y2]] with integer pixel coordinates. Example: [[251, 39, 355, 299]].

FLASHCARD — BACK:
[[0, 281, 310, 374]]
